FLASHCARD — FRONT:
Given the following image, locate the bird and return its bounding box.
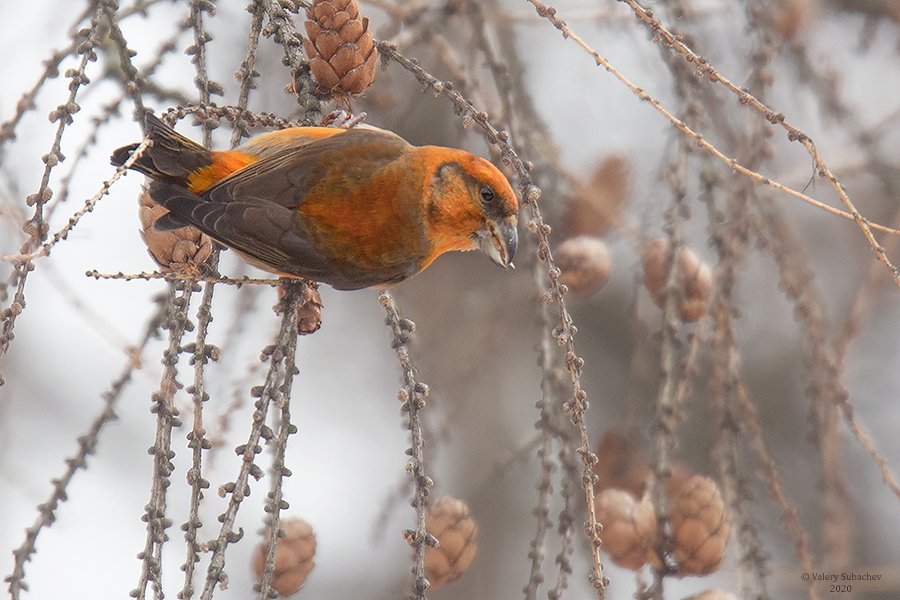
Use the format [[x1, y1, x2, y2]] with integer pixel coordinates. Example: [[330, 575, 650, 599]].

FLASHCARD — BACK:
[[111, 113, 519, 290]]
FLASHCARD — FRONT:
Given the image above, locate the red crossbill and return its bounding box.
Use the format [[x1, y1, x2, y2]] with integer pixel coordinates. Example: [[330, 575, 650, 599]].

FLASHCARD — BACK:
[[111, 114, 518, 290]]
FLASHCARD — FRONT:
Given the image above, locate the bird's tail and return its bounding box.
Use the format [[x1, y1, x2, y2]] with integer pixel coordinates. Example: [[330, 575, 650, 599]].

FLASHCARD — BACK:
[[110, 113, 214, 189]]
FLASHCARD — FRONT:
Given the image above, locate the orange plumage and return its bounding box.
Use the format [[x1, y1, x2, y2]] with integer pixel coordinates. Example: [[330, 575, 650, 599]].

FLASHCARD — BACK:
[[111, 114, 519, 290]]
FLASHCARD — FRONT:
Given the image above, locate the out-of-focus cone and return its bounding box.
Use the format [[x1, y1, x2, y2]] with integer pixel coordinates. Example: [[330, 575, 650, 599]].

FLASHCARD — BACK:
[[595, 429, 694, 500], [773, 0, 816, 39], [555, 236, 612, 295], [566, 155, 630, 237], [595, 488, 657, 570], [667, 475, 730, 576], [641, 238, 712, 323], [138, 187, 213, 274], [595, 429, 652, 499], [252, 518, 317, 596], [424, 496, 478, 589], [303, 0, 377, 97]]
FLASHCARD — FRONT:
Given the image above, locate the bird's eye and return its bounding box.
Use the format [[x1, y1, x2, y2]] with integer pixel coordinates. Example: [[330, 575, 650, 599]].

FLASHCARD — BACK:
[[480, 186, 495, 204]]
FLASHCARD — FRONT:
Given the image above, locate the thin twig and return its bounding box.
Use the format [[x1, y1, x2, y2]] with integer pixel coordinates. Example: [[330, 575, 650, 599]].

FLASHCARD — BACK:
[[2, 138, 152, 264], [615, 0, 900, 289], [519, 0, 900, 241], [230, 0, 266, 148], [178, 3, 239, 590], [99, 0, 148, 119], [0, 1, 107, 374], [701, 162, 778, 600], [198, 281, 305, 600], [523, 278, 561, 600], [757, 203, 900, 504], [647, 143, 692, 598], [733, 380, 819, 587], [255, 284, 303, 600], [377, 41, 607, 596], [0, 35, 82, 150], [379, 291, 435, 600], [188, 0, 222, 146], [132, 284, 194, 600], [85, 270, 285, 287], [262, 0, 322, 124], [5, 292, 168, 600]]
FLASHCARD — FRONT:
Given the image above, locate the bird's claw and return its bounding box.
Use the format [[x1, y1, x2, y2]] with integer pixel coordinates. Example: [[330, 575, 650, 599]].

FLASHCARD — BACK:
[[321, 110, 367, 129]]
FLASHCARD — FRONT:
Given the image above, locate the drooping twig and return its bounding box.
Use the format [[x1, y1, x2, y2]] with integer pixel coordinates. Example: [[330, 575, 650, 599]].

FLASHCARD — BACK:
[[3, 138, 151, 264], [519, 0, 900, 242], [255, 284, 303, 600], [523, 275, 561, 600], [198, 280, 306, 600], [187, 0, 223, 146], [99, 0, 148, 119], [0, 1, 107, 374], [179, 267, 219, 600], [0, 35, 82, 151], [701, 164, 780, 600], [261, 0, 322, 124], [733, 379, 818, 593], [379, 41, 607, 596], [132, 284, 194, 600], [647, 143, 692, 599], [5, 291, 168, 600], [758, 206, 900, 504], [616, 0, 900, 289], [230, 0, 266, 148], [379, 291, 435, 600]]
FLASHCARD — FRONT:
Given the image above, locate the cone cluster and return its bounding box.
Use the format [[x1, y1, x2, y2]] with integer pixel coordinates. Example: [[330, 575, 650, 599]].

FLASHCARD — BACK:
[[594, 430, 729, 577], [641, 237, 712, 323]]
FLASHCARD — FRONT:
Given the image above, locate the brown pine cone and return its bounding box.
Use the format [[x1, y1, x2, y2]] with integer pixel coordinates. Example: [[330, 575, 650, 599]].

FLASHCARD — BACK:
[[296, 284, 323, 335], [595, 429, 652, 499], [252, 518, 317, 597], [641, 238, 712, 323], [303, 0, 377, 97], [555, 236, 612, 295], [668, 475, 730, 576], [595, 429, 695, 501], [138, 187, 213, 274], [773, 0, 815, 40], [565, 155, 630, 237], [595, 488, 657, 570], [277, 283, 324, 335], [424, 496, 478, 589]]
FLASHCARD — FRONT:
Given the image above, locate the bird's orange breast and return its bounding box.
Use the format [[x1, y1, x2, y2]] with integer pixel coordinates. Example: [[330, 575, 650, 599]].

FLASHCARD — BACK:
[[297, 152, 430, 271]]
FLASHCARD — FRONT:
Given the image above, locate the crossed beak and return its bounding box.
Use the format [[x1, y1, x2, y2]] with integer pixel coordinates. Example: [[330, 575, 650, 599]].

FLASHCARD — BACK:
[[478, 216, 518, 269]]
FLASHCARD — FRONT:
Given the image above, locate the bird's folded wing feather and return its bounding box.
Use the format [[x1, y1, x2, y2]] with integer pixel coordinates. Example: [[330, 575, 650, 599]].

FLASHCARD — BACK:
[[148, 128, 411, 287]]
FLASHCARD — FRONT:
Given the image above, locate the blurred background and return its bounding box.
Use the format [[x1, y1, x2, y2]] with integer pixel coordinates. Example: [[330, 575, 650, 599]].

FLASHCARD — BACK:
[[2, 0, 900, 598]]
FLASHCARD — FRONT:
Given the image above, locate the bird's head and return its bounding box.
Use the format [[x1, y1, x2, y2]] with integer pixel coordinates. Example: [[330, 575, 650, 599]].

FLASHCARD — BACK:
[[422, 148, 519, 270]]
